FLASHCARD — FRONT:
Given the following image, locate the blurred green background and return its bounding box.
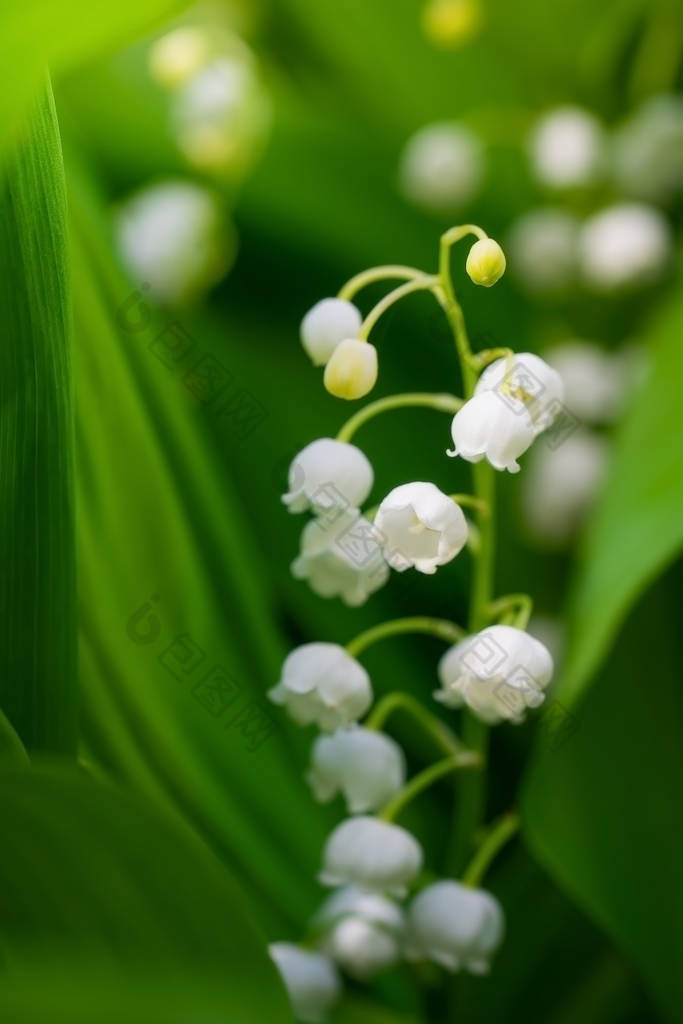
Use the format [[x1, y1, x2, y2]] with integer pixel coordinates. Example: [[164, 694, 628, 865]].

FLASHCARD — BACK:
[[1, 0, 682, 1021]]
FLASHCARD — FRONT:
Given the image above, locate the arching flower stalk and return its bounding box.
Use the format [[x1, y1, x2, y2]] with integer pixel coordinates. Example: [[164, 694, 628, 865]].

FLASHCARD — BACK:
[[269, 225, 563, 1018]]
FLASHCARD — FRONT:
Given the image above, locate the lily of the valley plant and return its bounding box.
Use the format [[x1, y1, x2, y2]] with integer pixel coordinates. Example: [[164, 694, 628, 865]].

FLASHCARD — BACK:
[[268, 224, 565, 1022]]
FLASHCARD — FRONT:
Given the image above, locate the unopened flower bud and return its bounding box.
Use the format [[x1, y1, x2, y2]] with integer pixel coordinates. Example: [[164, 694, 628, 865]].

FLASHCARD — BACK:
[[466, 238, 506, 287], [324, 339, 378, 400], [301, 298, 363, 366]]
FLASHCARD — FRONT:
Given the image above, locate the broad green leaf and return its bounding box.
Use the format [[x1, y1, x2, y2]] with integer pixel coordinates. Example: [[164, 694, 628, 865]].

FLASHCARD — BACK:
[[0, 82, 76, 755], [554, 291, 683, 708], [522, 566, 683, 1022], [0, 763, 293, 1023], [0, 0, 183, 161], [0, 709, 30, 766]]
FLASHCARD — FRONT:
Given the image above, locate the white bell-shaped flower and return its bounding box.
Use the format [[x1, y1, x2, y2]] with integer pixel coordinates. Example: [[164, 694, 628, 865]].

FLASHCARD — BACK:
[[448, 392, 535, 473], [406, 881, 504, 974], [398, 122, 484, 212], [507, 208, 579, 293], [300, 298, 363, 367], [374, 482, 468, 574], [269, 943, 341, 1023], [291, 508, 389, 607], [320, 816, 423, 896], [282, 438, 373, 514], [269, 643, 372, 732], [315, 886, 406, 978], [475, 352, 565, 435], [579, 203, 672, 291], [613, 94, 683, 205], [308, 727, 405, 813], [434, 624, 553, 724], [529, 106, 606, 189]]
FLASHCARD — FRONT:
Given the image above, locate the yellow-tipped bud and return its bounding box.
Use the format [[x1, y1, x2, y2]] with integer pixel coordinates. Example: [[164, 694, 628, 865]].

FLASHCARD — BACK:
[[324, 339, 378, 400], [466, 238, 507, 287], [421, 0, 481, 49]]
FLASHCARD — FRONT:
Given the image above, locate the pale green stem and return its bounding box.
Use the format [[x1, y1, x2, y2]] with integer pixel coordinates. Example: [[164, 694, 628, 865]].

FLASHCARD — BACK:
[[336, 392, 463, 444], [365, 692, 468, 758], [449, 494, 490, 515], [468, 346, 514, 372], [358, 275, 437, 340], [487, 593, 533, 630], [338, 264, 427, 301], [380, 752, 482, 823], [346, 616, 466, 658], [461, 811, 519, 887]]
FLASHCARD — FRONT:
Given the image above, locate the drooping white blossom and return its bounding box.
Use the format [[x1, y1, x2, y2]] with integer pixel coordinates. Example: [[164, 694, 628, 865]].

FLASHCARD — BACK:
[[300, 298, 363, 366], [269, 643, 372, 732], [579, 203, 672, 290], [448, 391, 536, 473], [529, 106, 606, 189], [307, 727, 405, 813], [315, 886, 405, 978], [282, 438, 373, 514], [507, 208, 580, 292], [434, 625, 553, 723], [115, 181, 233, 305], [542, 341, 623, 424], [291, 508, 389, 607], [406, 881, 504, 974], [269, 943, 341, 1023], [475, 352, 565, 435], [398, 122, 484, 212], [522, 429, 608, 545], [374, 482, 468, 574], [320, 816, 423, 896]]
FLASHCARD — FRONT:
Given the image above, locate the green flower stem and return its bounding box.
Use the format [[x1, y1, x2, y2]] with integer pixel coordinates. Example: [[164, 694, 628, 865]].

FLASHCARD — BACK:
[[436, 224, 497, 873], [379, 752, 482, 823], [346, 616, 466, 658], [461, 811, 520, 888], [365, 692, 468, 758], [336, 392, 463, 444], [449, 493, 490, 515], [358, 275, 438, 340], [487, 593, 533, 629], [338, 264, 427, 300], [468, 346, 514, 372]]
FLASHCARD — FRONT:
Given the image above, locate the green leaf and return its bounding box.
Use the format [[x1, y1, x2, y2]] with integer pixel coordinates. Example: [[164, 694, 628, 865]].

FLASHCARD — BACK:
[[0, 0, 183, 161], [0, 81, 76, 755], [522, 567, 683, 1022], [0, 709, 30, 766], [0, 763, 293, 1023], [555, 291, 683, 708]]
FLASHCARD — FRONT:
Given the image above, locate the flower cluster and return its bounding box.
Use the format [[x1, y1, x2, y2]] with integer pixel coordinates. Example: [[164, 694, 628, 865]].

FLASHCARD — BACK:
[[269, 226, 560, 1021]]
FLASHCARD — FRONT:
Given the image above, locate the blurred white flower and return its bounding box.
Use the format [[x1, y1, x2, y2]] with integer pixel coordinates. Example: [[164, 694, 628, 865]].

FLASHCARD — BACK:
[[269, 643, 372, 732], [529, 106, 606, 189], [448, 391, 535, 473], [475, 352, 565, 435], [148, 26, 209, 88], [613, 94, 683, 205], [324, 339, 378, 400], [172, 50, 270, 179], [399, 122, 484, 211], [300, 298, 363, 367], [434, 624, 553, 723], [522, 428, 608, 546], [269, 943, 341, 1023], [282, 438, 373, 514], [374, 482, 468, 574], [579, 203, 672, 290], [542, 341, 622, 424], [307, 727, 405, 813], [406, 881, 504, 973], [320, 816, 423, 895], [291, 508, 389, 607], [315, 887, 405, 978], [115, 181, 233, 305], [507, 208, 580, 292]]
